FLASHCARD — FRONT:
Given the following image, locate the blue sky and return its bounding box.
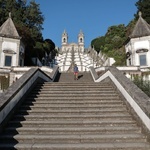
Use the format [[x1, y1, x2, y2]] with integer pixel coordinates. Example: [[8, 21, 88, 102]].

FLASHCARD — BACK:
[[35, 0, 138, 48]]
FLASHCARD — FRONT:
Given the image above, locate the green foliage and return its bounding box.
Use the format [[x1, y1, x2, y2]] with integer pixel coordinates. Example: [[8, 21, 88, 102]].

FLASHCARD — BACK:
[[106, 47, 126, 66], [91, 0, 150, 66], [91, 36, 105, 52], [135, 0, 150, 24], [0, 0, 55, 66], [91, 24, 126, 66], [29, 39, 56, 63], [133, 76, 150, 97], [0, 76, 9, 91], [43, 39, 55, 55]]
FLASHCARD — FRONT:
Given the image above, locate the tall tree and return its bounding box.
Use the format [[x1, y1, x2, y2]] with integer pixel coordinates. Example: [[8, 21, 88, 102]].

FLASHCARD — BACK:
[[135, 0, 150, 23], [0, 0, 16, 24], [0, 0, 55, 66], [26, 0, 44, 41]]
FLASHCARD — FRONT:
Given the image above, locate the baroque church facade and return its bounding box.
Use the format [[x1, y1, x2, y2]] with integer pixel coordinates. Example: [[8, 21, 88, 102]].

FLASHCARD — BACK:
[[56, 30, 88, 72], [61, 30, 85, 53], [56, 30, 100, 72], [56, 30, 115, 72]]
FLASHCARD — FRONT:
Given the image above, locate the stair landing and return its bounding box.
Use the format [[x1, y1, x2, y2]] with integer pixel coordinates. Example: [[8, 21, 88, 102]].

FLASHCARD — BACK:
[[54, 72, 93, 82]]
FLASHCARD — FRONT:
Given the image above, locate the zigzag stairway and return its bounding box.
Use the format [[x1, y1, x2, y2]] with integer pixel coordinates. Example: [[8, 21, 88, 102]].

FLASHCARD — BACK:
[[0, 72, 150, 149]]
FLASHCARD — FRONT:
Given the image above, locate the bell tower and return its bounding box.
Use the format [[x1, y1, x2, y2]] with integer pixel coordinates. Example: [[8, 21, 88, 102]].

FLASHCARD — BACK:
[[61, 30, 68, 52], [78, 30, 84, 52], [62, 30, 68, 45]]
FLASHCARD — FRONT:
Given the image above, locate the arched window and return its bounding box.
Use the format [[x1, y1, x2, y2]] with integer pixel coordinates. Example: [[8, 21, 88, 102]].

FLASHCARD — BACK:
[[63, 38, 66, 43], [80, 38, 82, 43]]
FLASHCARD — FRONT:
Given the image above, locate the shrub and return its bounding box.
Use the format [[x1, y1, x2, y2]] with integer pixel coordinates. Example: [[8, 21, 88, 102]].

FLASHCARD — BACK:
[[133, 76, 150, 97]]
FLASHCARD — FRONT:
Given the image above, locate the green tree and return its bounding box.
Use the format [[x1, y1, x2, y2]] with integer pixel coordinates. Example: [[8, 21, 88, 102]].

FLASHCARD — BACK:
[[23, 0, 45, 65], [0, 0, 16, 24], [135, 0, 150, 23], [0, 0, 48, 66], [91, 36, 105, 52], [26, 0, 44, 41], [91, 24, 127, 66], [90, 0, 150, 66], [43, 39, 55, 54]]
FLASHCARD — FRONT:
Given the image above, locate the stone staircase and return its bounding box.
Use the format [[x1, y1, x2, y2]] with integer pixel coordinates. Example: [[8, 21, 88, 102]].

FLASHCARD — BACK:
[[55, 72, 93, 82], [0, 73, 150, 149]]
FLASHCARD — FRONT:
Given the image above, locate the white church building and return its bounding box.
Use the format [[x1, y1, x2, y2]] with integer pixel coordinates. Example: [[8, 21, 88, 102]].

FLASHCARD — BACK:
[[56, 30, 115, 72], [125, 12, 150, 68], [0, 13, 25, 68], [61, 30, 84, 53]]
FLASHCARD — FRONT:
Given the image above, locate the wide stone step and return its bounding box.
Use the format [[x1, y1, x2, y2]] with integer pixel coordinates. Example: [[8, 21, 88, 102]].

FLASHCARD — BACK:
[[17, 109, 129, 115], [35, 83, 112, 86], [32, 89, 115, 93], [0, 133, 147, 144], [30, 93, 119, 97], [33, 87, 114, 91], [26, 96, 120, 100], [42, 82, 105, 85], [14, 115, 132, 121], [4, 126, 141, 135], [19, 105, 125, 111], [1, 79, 150, 149], [35, 84, 113, 88], [38, 84, 113, 90], [31, 91, 117, 95], [23, 99, 123, 104], [20, 102, 124, 107], [0, 142, 150, 150], [12, 114, 132, 121], [8, 120, 137, 128]]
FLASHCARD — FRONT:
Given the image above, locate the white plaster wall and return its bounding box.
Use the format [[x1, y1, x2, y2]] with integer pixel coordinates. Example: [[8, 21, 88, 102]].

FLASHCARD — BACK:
[[0, 41, 19, 67], [12, 54, 17, 66], [2, 41, 17, 52], [126, 38, 150, 66], [134, 40, 150, 66], [146, 51, 150, 66], [0, 52, 5, 67], [134, 40, 149, 50]]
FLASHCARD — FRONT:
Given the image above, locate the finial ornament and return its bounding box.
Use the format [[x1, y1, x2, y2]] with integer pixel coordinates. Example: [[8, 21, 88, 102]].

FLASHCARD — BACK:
[[9, 12, 11, 18], [139, 11, 142, 17]]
